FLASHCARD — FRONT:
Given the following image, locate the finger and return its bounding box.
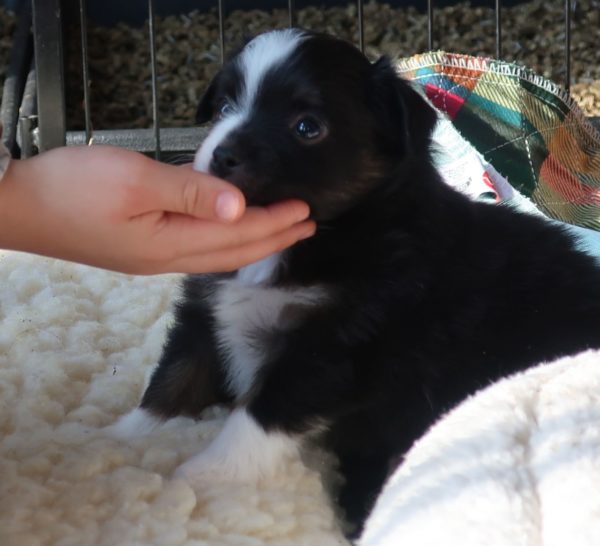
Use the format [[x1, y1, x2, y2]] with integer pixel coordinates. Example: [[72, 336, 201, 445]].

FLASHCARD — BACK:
[[141, 161, 247, 222], [164, 220, 317, 274], [154, 200, 313, 256]]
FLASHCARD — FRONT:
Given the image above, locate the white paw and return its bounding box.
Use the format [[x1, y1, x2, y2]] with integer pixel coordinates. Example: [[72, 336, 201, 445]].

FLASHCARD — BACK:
[[174, 453, 240, 487], [173, 408, 299, 488], [106, 407, 163, 440]]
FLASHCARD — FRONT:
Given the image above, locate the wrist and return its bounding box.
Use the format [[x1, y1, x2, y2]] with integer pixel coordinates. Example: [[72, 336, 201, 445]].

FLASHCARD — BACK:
[[0, 158, 43, 253]]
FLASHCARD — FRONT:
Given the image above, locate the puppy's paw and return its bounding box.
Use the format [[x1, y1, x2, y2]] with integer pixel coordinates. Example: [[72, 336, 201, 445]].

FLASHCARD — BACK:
[[173, 452, 241, 488], [173, 408, 300, 489], [105, 407, 163, 440]]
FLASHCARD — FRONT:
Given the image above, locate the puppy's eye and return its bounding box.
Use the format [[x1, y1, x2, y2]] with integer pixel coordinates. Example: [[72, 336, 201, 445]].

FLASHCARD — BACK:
[[294, 116, 325, 141], [217, 100, 233, 119]]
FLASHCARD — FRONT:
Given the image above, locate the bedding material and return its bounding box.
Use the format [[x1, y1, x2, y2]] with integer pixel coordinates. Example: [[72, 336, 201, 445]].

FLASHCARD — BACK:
[[361, 348, 600, 546], [0, 252, 347, 546], [2, 251, 599, 546]]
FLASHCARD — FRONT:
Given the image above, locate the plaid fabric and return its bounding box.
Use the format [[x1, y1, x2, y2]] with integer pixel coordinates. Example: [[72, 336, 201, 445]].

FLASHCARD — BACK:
[[397, 52, 600, 231]]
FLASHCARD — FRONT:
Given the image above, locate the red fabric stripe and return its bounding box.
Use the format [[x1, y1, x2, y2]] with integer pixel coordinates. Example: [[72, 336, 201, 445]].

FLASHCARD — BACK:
[[424, 84, 465, 119], [540, 155, 600, 205]]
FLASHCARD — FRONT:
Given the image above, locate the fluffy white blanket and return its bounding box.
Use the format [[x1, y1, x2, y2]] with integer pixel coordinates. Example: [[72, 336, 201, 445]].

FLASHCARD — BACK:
[[0, 251, 346, 546], [1, 249, 599, 546], [361, 349, 600, 546]]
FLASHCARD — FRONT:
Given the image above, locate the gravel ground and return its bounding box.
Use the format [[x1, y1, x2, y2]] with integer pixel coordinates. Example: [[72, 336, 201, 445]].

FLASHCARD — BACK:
[[0, 8, 16, 96], [1, 2, 599, 133]]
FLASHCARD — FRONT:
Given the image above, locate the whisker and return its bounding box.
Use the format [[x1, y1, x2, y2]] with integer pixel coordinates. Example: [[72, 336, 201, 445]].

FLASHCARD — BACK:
[[165, 153, 196, 165]]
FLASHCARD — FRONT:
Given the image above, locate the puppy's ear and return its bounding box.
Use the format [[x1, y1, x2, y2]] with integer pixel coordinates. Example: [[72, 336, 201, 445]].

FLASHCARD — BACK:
[[369, 56, 438, 156], [196, 37, 254, 125]]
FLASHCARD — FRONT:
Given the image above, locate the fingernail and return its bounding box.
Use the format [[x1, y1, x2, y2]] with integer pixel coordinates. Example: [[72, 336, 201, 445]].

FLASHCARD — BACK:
[[216, 191, 241, 221]]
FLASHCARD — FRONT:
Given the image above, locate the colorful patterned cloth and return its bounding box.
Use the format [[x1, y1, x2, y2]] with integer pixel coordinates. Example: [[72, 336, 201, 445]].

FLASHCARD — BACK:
[[397, 52, 600, 231]]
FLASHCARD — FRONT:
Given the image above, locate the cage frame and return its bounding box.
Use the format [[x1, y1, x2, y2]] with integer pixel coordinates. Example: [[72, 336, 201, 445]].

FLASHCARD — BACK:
[[2, 0, 599, 161]]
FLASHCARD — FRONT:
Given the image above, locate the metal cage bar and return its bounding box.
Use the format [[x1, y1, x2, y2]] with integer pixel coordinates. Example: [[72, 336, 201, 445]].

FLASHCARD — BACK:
[[288, 0, 296, 28], [18, 60, 37, 158], [564, 0, 571, 92], [32, 0, 66, 152], [0, 2, 33, 157], [66, 126, 209, 153], [357, 0, 364, 52], [79, 0, 93, 145], [218, 0, 226, 65], [495, 0, 502, 59], [427, 0, 434, 51], [148, 0, 161, 159]]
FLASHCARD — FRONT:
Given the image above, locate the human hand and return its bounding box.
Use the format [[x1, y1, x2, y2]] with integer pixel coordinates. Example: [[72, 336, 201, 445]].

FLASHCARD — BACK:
[[0, 145, 315, 274]]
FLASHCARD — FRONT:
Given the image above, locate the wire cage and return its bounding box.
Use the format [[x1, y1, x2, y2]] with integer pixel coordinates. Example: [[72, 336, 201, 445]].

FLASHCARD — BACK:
[[1, 0, 599, 161]]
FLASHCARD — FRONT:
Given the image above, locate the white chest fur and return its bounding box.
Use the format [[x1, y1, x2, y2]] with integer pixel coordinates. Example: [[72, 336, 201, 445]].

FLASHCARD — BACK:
[[212, 255, 325, 399]]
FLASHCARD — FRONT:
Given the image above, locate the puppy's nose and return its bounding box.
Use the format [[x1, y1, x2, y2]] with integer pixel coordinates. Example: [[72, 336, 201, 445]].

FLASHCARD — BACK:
[[210, 145, 241, 177]]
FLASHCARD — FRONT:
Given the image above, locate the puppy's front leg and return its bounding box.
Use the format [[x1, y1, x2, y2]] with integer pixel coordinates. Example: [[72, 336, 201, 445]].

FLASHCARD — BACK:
[[110, 277, 233, 438], [174, 319, 359, 485]]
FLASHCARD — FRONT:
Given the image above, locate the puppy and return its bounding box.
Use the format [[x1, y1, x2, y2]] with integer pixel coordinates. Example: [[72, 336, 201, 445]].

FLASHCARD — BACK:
[[115, 29, 600, 536]]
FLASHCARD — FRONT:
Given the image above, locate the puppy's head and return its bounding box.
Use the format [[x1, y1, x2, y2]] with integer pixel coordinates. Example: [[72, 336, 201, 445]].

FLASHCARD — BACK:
[[194, 29, 437, 221]]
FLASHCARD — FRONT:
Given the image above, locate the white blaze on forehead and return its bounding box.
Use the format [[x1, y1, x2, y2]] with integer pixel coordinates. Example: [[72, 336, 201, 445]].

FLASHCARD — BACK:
[[193, 29, 306, 173], [237, 28, 306, 111]]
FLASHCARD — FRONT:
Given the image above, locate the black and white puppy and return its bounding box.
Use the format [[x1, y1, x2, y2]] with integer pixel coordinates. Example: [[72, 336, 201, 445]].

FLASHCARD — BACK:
[[115, 29, 600, 535]]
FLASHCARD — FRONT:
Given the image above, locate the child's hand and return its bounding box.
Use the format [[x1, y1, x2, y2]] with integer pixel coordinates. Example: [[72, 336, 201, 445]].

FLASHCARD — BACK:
[[0, 145, 315, 274]]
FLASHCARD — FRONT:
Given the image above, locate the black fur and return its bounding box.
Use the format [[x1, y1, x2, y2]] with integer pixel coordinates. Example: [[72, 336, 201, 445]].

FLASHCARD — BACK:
[[141, 31, 600, 536]]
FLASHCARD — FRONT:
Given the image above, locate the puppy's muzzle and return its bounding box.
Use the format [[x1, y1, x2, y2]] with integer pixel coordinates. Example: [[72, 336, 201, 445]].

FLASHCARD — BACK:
[[210, 144, 242, 179]]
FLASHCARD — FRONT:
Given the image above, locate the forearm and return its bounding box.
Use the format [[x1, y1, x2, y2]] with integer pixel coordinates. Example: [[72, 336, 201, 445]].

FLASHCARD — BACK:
[[0, 156, 80, 264]]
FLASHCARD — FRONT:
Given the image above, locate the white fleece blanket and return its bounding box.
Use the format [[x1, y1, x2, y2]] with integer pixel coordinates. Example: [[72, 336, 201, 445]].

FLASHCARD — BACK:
[[361, 349, 600, 546], [0, 251, 346, 546], [2, 249, 600, 546]]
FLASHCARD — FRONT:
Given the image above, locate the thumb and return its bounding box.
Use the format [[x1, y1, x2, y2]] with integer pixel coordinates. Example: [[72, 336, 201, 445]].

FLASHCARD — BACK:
[[142, 161, 246, 222]]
